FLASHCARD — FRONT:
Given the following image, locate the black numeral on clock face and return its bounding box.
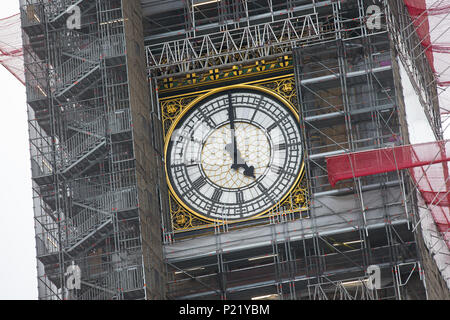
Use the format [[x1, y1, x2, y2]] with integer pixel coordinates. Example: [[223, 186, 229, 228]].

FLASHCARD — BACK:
[[257, 183, 267, 193], [267, 123, 278, 132], [236, 191, 244, 204], [274, 143, 287, 151], [270, 165, 283, 174], [192, 176, 207, 190]]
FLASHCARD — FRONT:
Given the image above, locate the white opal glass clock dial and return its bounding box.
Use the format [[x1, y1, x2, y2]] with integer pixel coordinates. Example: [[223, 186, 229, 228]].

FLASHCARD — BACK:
[[166, 86, 303, 221]]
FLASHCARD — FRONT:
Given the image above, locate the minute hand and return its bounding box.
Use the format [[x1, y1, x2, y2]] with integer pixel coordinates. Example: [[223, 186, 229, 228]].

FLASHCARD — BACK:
[[225, 93, 255, 178]]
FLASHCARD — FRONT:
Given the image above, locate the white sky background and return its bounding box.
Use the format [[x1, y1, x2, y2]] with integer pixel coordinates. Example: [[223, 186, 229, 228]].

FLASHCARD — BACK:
[[0, 0, 37, 300]]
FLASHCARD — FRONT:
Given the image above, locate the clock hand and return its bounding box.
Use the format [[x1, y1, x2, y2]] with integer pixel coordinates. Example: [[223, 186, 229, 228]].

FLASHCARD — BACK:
[[223, 150, 256, 180], [227, 93, 238, 165], [224, 143, 256, 178], [226, 93, 255, 179], [229, 138, 256, 177]]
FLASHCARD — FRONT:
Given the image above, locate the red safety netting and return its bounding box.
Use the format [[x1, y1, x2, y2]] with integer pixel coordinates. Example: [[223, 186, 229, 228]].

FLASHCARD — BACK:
[[0, 13, 24, 85], [411, 163, 450, 247], [326, 140, 450, 248], [404, 0, 450, 87], [326, 140, 450, 187]]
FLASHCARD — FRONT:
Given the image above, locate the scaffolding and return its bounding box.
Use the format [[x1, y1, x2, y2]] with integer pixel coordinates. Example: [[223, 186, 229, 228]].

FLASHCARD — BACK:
[[0, 13, 24, 84], [142, 0, 438, 300], [21, 0, 167, 300]]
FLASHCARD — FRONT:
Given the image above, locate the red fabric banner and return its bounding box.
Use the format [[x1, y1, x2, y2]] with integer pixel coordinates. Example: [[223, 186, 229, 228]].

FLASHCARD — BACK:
[[403, 0, 450, 87], [0, 13, 24, 84], [326, 140, 450, 248], [326, 140, 450, 187]]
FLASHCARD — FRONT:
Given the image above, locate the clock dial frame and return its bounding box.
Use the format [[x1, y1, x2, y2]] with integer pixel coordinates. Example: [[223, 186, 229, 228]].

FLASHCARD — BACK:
[[164, 84, 304, 223]]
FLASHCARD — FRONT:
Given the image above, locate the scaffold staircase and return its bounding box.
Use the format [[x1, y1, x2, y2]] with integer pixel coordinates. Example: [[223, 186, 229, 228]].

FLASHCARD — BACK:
[[20, 0, 152, 301], [78, 284, 117, 300], [77, 249, 144, 300], [59, 111, 106, 177], [64, 198, 112, 252], [63, 183, 119, 251], [66, 109, 103, 135], [64, 181, 138, 253], [77, 261, 144, 300], [54, 38, 101, 97]]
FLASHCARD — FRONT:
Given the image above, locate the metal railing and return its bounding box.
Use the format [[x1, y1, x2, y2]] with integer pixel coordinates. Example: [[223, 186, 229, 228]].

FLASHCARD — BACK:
[[58, 131, 105, 170], [102, 34, 126, 59], [36, 232, 59, 257], [108, 108, 132, 134], [64, 204, 111, 247], [54, 39, 101, 94], [64, 186, 138, 247], [78, 265, 143, 300], [20, 3, 45, 27]]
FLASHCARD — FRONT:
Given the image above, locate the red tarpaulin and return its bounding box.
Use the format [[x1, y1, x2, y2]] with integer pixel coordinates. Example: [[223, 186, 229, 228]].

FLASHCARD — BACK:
[[0, 13, 24, 84], [403, 0, 450, 87], [326, 140, 450, 187], [326, 140, 450, 248], [411, 162, 450, 247]]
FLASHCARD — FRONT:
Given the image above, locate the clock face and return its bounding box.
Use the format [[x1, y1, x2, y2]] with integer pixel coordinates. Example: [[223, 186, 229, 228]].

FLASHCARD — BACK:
[[165, 86, 303, 221]]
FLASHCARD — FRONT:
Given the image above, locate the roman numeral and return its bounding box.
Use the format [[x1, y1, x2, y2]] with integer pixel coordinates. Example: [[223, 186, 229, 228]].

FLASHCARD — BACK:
[[258, 183, 268, 193], [211, 189, 223, 202], [171, 162, 199, 169], [267, 123, 277, 132], [192, 176, 207, 190], [236, 191, 244, 204], [274, 143, 287, 151], [270, 165, 283, 174], [257, 183, 276, 205], [270, 165, 297, 177]]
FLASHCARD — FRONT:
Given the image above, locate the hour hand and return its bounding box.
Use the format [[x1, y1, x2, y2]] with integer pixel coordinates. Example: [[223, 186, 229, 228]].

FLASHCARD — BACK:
[[225, 143, 255, 178]]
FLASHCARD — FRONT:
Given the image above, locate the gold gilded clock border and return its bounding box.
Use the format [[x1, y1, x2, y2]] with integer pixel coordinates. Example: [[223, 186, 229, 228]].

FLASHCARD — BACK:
[[160, 77, 307, 232]]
